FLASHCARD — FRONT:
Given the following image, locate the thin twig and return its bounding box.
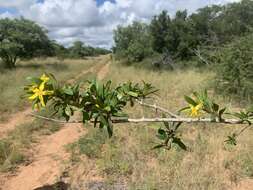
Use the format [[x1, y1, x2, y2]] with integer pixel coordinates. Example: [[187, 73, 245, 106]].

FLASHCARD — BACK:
[[28, 113, 79, 124], [236, 125, 251, 136], [136, 100, 180, 118], [191, 48, 210, 65]]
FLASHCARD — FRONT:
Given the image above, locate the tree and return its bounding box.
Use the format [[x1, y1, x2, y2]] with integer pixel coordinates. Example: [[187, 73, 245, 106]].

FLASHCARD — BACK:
[[68, 41, 111, 58], [169, 10, 197, 59], [50, 40, 69, 60], [150, 10, 197, 59], [214, 0, 253, 43], [216, 33, 253, 101], [69, 41, 85, 58], [150, 10, 172, 53], [189, 5, 222, 45], [0, 18, 52, 68], [113, 21, 153, 62]]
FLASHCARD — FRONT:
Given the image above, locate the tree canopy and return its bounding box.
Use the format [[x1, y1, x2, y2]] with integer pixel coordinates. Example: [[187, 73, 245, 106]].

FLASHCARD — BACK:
[[0, 18, 52, 68], [0, 18, 111, 69], [113, 22, 153, 62], [113, 0, 253, 62]]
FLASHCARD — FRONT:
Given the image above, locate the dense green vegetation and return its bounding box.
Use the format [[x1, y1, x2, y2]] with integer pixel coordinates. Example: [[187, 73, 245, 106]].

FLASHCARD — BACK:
[[0, 18, 111, 69], [0, 18, 52, 68], [215, 34, 253, 102], [113, 0, 253, 101], [52, 40, 111, 60], [113, 22, 153, 62], [114, 0, 253, 62]]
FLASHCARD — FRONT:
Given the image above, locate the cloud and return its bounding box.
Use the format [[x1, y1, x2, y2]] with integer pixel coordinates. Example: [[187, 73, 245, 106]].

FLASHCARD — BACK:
[[0, 0, 241, 48], [24, 0, 101, 27], [0, 0, 35, 9], [0, 11, 14, 19]]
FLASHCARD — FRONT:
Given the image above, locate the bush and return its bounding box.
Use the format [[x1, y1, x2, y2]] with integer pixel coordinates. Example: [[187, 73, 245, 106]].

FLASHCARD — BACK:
[[215, 34, 253, 102], [113, 22, 153, 62]]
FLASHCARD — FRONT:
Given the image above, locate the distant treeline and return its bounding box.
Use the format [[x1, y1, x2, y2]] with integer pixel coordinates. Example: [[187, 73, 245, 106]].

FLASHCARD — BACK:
[[0, 18, 111, 69], [52, 40, 111, 60], [113, 0, 253, 62]]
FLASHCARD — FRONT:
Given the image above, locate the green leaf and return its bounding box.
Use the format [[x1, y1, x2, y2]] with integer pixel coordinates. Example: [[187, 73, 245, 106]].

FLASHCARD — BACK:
[[127, 91, 139, 97], [219, 108, 226, 119], [99, 115, 108, 126], [94, 117, 98, 128], [65, 105, 72, 117], [174, 122, 183, 131], [225, 134, 237, 146], [152, 144, 165, 149], [233, 112, 244, 119], [184, 96, 197, 106], [104, 106, 111, 112], [106, 122, 113, 138], [82, 112, 89, 123], [26, 76, 41, 85], [212, 103, 219, 112], [113, 112, 128, 117], [156, 128, 167, 140], [172, 137, 187, 150], [130, 98, 134, 107], [63, 88, 74, 95], [178, 106, 190, 113]]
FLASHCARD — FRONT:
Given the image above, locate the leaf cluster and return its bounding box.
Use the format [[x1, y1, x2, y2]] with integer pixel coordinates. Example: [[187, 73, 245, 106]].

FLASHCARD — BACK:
[[181, 90, 226, 120], [154, 117, 186, 151], [24, 75, 158, 137]]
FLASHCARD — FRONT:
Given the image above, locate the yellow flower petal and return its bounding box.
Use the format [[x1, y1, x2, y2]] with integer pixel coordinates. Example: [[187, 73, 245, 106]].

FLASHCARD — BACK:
[[39, 82, 45, 91], [29, 93, 38, 100], [43, 90, 54, 96], [39, 95, 46, 107], [40, 74, 50, 83], [189, 103, 203, 117], [29, 85, 38, 92]]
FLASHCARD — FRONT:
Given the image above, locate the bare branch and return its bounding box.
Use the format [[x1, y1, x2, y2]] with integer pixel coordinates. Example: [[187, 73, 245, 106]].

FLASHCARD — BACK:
[[236, 125, 251, 136], [191, 48, 210, 65], [136, 100, 180, 118], [29, 113, 248, 125]]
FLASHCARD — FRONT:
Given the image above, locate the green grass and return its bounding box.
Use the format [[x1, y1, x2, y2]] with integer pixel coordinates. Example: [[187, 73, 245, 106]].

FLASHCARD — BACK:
[[66, 61, 253, 189]]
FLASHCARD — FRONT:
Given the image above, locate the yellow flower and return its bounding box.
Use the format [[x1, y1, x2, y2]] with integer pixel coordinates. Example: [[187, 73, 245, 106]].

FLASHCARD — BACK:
[[189, 103, 203, 117], [28, 82, 54, 107], [29, 85, 38, 92], [40, 74, 50, 83]]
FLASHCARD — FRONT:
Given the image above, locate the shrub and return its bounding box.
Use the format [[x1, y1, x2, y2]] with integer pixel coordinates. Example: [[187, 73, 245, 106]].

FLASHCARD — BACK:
[[113, 22, 153, 62], [215, 34, 253, 102]]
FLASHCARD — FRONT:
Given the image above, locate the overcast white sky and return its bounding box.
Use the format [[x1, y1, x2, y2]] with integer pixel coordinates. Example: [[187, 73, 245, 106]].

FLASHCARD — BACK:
[[0, 0, 240, 48]]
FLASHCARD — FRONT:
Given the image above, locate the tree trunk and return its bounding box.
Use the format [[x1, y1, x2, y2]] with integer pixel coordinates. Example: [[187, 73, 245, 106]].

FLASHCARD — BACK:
[[2, 55, 17, 69]]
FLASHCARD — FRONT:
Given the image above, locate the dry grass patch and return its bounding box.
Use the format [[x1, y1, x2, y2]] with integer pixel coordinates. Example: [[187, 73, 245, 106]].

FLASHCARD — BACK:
[[66, 61, 253, 189], [0, 57, 96, 121]]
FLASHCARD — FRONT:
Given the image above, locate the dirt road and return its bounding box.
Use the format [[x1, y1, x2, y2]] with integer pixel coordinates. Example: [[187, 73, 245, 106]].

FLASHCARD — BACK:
[[0, 56, 111, 190]]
